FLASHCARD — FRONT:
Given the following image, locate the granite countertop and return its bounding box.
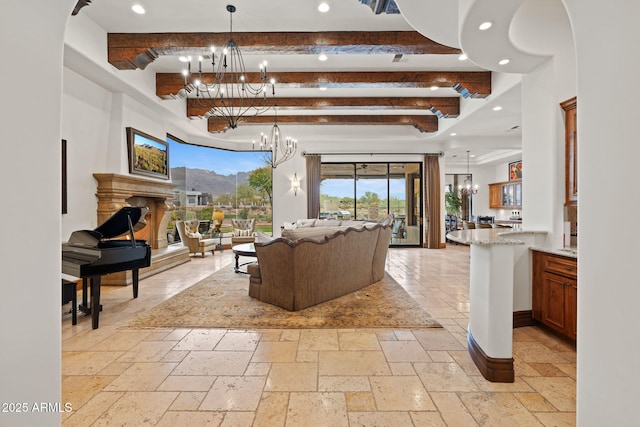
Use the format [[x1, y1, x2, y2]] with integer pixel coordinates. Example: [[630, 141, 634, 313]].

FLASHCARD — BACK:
[[530, 246, 578, 259], [446, 229, 546, 246]]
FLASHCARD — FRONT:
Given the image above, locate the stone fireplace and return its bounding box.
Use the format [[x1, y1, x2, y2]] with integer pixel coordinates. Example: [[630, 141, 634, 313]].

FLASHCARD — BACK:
[[93, 173, 190, 285]]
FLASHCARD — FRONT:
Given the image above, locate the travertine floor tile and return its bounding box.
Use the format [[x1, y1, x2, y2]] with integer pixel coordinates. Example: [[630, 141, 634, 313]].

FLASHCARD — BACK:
[[60, 247, 576, 426], [265, 363, 317, 392], [458, 392, 544, 427], [252, 341, 298, 363], [173, 351, 252, 376], [380, 340, 432, 362], [414, 362, 479, 392], [345, 392, 377, 411], [298, 329, 340, 351], [200, 376, 267, 411], [104, 362, 177, 391], [430, 391, 479, 426], [91, 391, 178, 426], [253, 391, 289, 427], [173, 329, 226, 351], [370, 376, 436, 411], [349, 411, 414, 426], [157, 375, 216, 391], [157, 410, 224, 426], [285, 392, 348, 427], [319, 351, 391, 376], [523, 377, 576, 412]]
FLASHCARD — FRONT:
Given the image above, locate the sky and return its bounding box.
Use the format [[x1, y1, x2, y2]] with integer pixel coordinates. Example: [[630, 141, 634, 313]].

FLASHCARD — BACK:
[[168, 138, 270, 175]]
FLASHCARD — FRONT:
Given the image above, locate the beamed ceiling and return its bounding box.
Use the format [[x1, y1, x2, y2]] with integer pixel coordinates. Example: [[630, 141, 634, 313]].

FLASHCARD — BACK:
[[107, 31, 491, 134], [72, 0, 523, 164]]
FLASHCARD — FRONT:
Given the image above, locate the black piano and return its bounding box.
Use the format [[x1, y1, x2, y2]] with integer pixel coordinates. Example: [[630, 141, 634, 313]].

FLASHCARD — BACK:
[[62, 206, 152, 329]]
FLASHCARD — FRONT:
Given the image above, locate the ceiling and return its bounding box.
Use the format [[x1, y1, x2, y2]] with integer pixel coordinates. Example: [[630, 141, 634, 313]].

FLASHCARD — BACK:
[[76, 0, 524, 166]]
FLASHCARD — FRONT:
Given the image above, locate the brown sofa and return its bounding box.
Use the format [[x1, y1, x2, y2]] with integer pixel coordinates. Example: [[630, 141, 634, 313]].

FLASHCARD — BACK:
[[247, 223, 392, 311]]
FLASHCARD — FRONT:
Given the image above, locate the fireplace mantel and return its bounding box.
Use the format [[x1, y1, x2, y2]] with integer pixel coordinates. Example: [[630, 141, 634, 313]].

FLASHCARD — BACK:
[[93, 173, 177, 250]]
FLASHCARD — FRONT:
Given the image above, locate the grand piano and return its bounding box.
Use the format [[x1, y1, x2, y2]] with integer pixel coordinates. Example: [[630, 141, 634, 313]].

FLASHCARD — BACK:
[[62, 206, 152, 329]]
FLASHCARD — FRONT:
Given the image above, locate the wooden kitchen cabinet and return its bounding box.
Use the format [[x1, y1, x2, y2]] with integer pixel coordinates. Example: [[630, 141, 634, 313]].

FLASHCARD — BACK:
[[532, 250, 577, 340], [488, 179, 522, 209], [561, 97, 577, 206]]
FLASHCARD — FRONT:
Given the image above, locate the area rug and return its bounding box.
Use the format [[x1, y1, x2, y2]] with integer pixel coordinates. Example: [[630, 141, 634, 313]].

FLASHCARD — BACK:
[[128, 266, 441, 329]]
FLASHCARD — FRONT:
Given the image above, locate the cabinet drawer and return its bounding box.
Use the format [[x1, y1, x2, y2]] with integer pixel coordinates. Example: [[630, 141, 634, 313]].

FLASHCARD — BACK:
[[544, 256, 577, 279]]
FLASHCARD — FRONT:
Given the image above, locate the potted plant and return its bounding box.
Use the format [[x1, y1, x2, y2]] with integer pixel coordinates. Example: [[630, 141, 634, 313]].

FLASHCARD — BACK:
[[445, 190, 462, 217]]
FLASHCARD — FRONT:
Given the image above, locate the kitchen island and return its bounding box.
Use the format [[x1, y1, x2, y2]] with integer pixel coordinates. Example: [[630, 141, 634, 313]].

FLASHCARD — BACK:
[[447, 229, 547, 382]]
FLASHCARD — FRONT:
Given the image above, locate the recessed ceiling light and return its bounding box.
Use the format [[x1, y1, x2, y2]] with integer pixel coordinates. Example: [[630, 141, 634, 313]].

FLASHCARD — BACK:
[[318, 3, 330, 13], [493, 106, 502, 111], [178, 56, 189, 62], [450, 132, 457, 136], [470, 154, 476, 158], [131, 4, 145, 14], [430, 86, 439, 91], [319, 87, 327, 91], [458, 53, 468, 61], [498, 58, 510, 65], [478, 21, 492, 30], [318, 54, 328, 61]]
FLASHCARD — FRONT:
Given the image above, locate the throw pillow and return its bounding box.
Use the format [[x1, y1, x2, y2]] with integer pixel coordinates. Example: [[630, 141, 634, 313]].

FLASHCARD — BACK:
[[256, 231, 274, 244], [186, 231, 201, 239], [295, 219, 316, 228], [234, 228, 251, 237]]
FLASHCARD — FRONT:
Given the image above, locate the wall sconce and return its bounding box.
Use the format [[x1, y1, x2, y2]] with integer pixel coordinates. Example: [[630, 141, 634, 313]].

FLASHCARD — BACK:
[[291, 172, 300, 196]]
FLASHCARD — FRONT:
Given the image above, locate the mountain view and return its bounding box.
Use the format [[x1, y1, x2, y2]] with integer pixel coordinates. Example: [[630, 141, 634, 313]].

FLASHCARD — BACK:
[[171, 166, 250, 197]]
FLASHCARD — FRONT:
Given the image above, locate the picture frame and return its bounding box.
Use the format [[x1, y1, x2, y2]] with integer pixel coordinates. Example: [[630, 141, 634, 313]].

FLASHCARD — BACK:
[[508, 160, 522, 181], [126, 127, 170, 179]]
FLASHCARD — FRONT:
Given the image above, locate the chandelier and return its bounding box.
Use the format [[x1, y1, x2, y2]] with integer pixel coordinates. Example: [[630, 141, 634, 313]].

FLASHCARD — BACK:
[[182, 4, 275, 130], [253, 108, 298, 169], [459, 150, 479, 196]]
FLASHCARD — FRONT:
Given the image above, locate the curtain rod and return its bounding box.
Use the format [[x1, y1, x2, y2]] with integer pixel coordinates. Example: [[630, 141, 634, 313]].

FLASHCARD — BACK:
[[302, 151, 443, 157]]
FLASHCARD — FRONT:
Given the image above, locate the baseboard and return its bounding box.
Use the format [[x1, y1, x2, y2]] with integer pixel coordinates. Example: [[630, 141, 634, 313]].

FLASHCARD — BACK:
[[467, 331, 514, 383], [513, 310, 536, 328]]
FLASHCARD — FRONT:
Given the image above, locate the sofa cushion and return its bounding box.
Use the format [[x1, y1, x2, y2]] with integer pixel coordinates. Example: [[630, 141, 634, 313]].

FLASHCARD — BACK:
[[281, 226, 346, 242], [295, 219, 316, 228], [314, 219, 342, 227], [186, 231, 201, 238], [256, 231, 275, 244]]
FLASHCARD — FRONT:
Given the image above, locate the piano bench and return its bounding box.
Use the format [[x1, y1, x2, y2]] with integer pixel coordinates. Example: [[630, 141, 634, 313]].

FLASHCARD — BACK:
[[62, 279, 77, 325]]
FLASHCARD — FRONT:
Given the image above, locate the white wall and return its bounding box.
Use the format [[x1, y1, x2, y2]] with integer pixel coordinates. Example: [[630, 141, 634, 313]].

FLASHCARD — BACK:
[[0, 2, 75, 426], [562, 1, 640, 425]]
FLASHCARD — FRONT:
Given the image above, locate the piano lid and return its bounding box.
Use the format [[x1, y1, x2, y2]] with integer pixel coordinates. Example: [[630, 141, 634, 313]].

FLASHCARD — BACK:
[[94, 206, 149, 239]]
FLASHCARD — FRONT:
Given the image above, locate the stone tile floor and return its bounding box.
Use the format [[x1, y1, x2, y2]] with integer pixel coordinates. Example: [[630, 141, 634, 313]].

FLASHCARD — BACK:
[[61, 245, 576, 426]]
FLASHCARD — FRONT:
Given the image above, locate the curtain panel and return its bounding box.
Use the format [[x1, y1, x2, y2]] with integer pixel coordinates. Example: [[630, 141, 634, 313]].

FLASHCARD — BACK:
[[424, 155, 442, 249], [305, 155, 321, 219]]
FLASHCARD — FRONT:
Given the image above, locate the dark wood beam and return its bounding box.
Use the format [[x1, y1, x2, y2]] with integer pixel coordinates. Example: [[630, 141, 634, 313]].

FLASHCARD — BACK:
[[207, 115, 438, 133], [72, 0, 92, 16], [188, 97, 460, 118], [108, 31, 461, 70], [158, 71, 491, 99]]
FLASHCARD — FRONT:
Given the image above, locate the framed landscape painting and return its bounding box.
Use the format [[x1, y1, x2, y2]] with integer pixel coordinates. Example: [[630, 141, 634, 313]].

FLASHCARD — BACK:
[[126, 127, 170, 179], [509, 160, 522, 180]]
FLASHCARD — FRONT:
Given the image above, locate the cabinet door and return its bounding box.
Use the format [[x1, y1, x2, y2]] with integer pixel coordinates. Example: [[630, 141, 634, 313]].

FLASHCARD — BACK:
[[531, 251, 544, 322], [514, 183, 522, 207], [489, 183, 502, 209], [562, 97, 577, 206], [501, 185, 509, 206], [565, 279, 577, 340], [542, 272, 568, 333]]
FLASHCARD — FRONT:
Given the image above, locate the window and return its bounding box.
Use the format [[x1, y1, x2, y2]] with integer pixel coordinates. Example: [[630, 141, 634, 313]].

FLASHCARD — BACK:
[[320, 162, 422, 246]]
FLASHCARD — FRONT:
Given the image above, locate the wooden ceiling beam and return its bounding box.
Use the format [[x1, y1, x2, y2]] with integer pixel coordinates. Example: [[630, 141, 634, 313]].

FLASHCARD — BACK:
[[108, 31, 461, 70], [207, 115, 438, 133], [158, 71, 491, 99], [188, 97, 460, 118]]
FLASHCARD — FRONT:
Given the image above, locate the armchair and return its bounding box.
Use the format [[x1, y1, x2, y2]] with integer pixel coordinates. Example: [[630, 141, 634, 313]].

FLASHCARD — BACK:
[[175, 220, 216, 257], [231, 218, 256, 246]]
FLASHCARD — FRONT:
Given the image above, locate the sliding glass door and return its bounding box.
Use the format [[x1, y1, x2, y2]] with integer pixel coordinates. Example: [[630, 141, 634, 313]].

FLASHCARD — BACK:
[[320, 162, 422, 246]]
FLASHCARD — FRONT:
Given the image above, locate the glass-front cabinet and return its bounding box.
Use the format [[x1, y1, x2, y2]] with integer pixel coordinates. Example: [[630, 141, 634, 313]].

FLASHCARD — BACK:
[[489, 179, 522, 209]]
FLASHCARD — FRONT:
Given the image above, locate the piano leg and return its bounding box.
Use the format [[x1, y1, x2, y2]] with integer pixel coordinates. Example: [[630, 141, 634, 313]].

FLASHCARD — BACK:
[[79, 277, 91, 315], [90, 275, 101, 329], [132, 269, 139, 298]]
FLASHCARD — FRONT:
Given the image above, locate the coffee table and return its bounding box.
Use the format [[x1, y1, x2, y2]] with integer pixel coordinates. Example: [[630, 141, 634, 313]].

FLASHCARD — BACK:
[[232, 243, 256, 273]]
